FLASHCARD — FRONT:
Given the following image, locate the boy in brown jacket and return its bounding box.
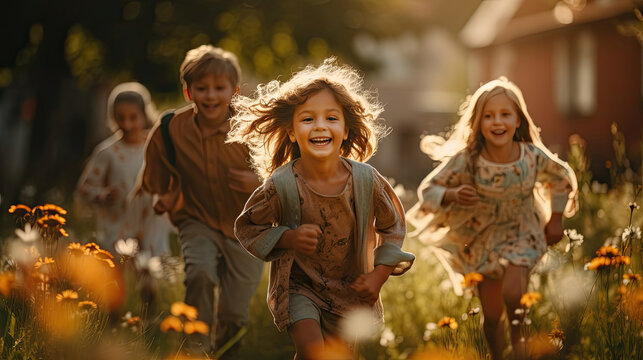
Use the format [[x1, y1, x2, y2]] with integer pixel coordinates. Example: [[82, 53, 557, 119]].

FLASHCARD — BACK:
[[140, 45, 263, 358]]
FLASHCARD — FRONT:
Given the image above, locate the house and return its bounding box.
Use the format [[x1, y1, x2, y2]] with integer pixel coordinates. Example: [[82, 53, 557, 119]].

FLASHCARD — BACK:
[[460, 0, 643, 183]]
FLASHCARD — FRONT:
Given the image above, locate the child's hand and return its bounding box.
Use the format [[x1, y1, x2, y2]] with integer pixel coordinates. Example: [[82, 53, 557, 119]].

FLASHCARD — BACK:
[[545, 213, 563, 245], [228, 168, 262, 193], [443, 185, 479, 206], [350, 265, 394, 305], [153, 192, 177, 215], [280, 224, 321, 255]]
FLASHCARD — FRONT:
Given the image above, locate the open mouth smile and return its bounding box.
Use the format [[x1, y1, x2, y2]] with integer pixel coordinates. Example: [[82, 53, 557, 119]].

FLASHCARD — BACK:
[[309, 137, 332, 146], [491, 129, 507, 135]]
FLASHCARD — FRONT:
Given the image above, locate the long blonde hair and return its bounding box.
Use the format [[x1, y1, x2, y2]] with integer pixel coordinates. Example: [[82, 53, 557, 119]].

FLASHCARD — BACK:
[[420, 77, 577, 217], [228, 58, 388, 179]]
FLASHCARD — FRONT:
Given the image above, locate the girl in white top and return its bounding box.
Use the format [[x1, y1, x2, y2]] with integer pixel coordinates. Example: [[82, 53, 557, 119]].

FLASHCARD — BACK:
[[76, 82, 172, 256]]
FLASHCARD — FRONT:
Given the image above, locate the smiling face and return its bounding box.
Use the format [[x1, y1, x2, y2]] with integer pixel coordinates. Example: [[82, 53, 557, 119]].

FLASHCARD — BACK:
[[186, 73, 238, 125], [479, 93, 520, 151], [287, 88, 349, 162]]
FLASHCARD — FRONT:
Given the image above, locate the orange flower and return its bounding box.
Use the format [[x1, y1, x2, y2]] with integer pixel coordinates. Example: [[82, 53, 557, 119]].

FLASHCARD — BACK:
[[36, 204, 68, 216], [171, 302, 198, 321], [520, 292, 542, 308], [83, 242, 101, 253], [624, 273, 641, 284], [437, 316, 458, 330], [160, 315, 183, 332], [67, 243, 87, 256], [59, 228, 69, 237], [93, 249, 114, 260], [56, 289, 79, 302], [127, 316, 141, 326], [586, 255, 630, 271], [78, 300, 98, 310], [548, 328, 565, 342], [37, 214, 66, 228], [461, 272, 483, 288], [0, 272, 16, 297], [183, 320, 209, 335], [596, 246, 619, 257], [8, 204, 32, 214], [34, 257, 55, 270]]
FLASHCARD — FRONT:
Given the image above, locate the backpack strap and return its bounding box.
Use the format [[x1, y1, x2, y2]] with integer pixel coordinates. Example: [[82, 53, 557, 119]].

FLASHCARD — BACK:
[[345, 158, 374, 273], [160, 111, 176, 167], [271, 161, 301, 229]]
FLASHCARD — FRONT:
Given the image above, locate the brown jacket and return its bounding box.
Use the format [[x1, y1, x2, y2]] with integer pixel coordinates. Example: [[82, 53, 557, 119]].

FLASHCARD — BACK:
[[141, 104, 255, 238]]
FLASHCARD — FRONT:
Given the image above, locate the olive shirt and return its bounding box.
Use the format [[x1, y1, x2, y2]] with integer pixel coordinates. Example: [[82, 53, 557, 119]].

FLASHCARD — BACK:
[[141, 104, 254, 238]]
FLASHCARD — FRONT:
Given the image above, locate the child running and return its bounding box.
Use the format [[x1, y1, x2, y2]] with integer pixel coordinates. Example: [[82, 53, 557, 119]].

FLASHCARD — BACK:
[[76, 82, 172, 256], [229, 58, 415, 359], [408, 77, 577, 359]]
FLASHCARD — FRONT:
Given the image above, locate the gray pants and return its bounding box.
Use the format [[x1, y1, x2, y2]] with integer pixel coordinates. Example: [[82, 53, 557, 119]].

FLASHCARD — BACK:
[[179, 219, 263, 356]]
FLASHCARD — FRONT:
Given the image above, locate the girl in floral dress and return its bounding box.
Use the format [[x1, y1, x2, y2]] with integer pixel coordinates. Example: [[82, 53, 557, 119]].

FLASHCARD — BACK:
[[408, 77, 577, 359]]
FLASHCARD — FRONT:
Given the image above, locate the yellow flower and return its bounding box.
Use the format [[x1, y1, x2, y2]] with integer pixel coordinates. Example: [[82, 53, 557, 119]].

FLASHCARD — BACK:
[[37, 214, 66, 228], [437, 316, 458, 330], [160, 315, 183, 332], [548, 328, 565, 342], [56, 289, 79, 302], [461, 272, 483, 288], [520, 292, 542, 308], [0, 272, 16, 297], [171, 302, 198, 321], [78, 300, 98, 310], [183, 320, 209, 335], [624, 272, 641, 285], [596, 245, 619, 257], [34, 257, 55, 270], [67, 243, 87, 256]]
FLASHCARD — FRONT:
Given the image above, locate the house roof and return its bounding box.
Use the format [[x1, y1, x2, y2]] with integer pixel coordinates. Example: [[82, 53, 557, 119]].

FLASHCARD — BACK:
[[460, 0, 636, 48]]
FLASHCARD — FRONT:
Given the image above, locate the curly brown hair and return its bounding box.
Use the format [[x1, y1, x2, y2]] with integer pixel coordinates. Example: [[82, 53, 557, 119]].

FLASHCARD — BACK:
[[228, 58, 388, 179]]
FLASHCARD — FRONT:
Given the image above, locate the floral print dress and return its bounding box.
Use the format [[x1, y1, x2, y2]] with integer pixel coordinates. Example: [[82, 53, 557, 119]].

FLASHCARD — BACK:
[[410, 143, 575, 278]]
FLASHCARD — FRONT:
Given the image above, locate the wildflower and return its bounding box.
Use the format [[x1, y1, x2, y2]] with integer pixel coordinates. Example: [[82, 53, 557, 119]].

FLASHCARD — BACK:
[[37, 214, 66, 227], [34, 257, 55, 271], [339, 307, 379, 341], [0, 272, 16, 297], [15, 223, 40, 242], [127, 316, 141, 326], [67, 243, 86, 256], [135, 252, 163, 278], [78, 300, 98, 310], [379, 327, 395, 346], [629, 202, 640, 211], [437, 316, 458, 330], [563, 229, 584, 251], [160, 315, 183, 332], [183, 320, 209, 335], [56, 289, 79, 302], [115, 238, 139, 257], [9, 204, 31, 213], [623, 272, 641, 285], [58, 228, 69, 237], [468, 307, 481, 316], [93, 249, 114, 260], [36, 204, 68, 216], [520, 292, 542, 308], [596, 245, 619, 257], [548, 328, 565, 350], [622, 226, 642, 242], [171, 302, 198, 321], [461, 272, 483, 288], [83, 242, 101, 253]]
